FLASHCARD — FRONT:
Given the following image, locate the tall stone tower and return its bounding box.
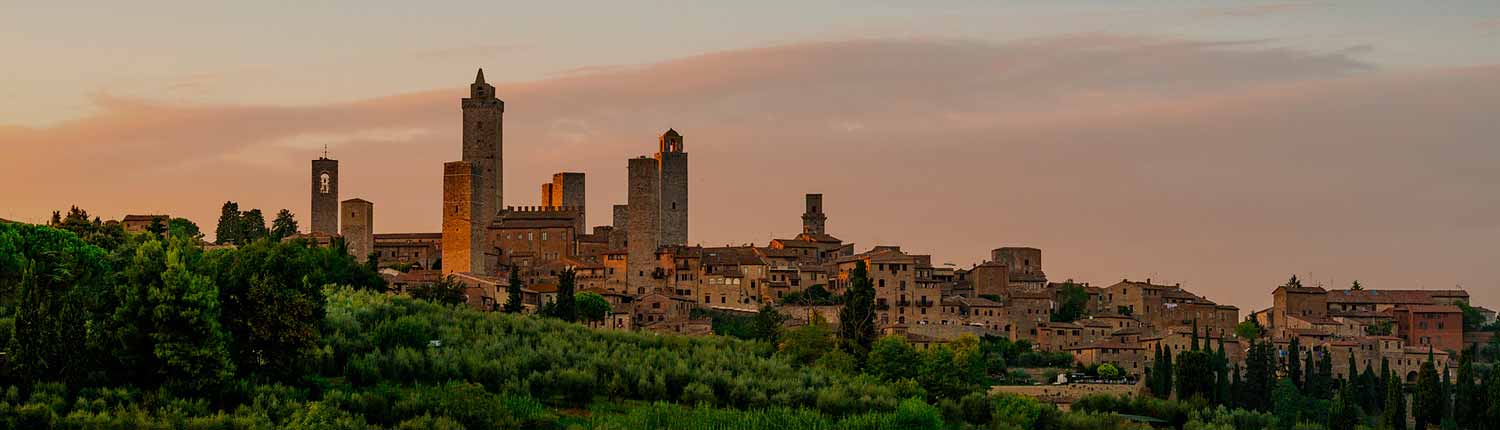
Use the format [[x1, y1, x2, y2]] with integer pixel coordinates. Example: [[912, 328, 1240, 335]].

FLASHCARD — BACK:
[[310, 157, 339, 234], [802, 193, 826, 235], [655, 129, 688, 246], [542, 172, 586, 233], [462, 68, 504, 240], [442, 161, 485, 275], [627, 157, 660, 292], [340, 198, 374, 260]]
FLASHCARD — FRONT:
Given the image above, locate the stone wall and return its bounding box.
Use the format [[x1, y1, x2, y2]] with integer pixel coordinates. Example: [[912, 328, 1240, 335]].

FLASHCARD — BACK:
[[443, 161, 484, 275], [627, 157, 660, 292], [340, 199, 374, 260], [656, 131, 688, 246]]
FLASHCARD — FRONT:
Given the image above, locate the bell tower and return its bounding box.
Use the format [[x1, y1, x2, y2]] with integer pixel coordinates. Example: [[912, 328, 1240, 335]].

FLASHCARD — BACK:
[[462, 68, 504, 240]]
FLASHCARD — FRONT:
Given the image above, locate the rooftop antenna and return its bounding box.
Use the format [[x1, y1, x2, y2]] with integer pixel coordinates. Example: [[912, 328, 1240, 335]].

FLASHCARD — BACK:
[[322, 144, 329, 159]]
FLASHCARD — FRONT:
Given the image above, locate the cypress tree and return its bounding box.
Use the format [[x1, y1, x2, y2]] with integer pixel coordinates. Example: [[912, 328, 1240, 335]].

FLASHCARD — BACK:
[[1485, 368, 1500, 430], [1386, 373, 1407, 430], [1329, 379, 1361, 430], [555, 269, 577, 322], [1380, 356, 1392, 410], [1454, 350, 1475, 430], [1346, 349, 1357, 388], [1162, 347, 1174, 399], [1231, 364, 1242, 408], [1317, 348, 1334, 399], [1191, 319, 1200, 351], [1289, 337, 1303, 388], [1304, 349, 1319, 397], [1151, 344, 1165, 397], [837, 260, 878, 360], [1360, 361, 1380, 413], [1244, 339, 1276, 411], [503, 267, 524, 313], [1414, 348, 1443, 430]]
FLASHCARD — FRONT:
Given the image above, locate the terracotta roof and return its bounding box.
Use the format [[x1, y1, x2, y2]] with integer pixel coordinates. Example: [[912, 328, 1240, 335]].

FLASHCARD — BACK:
[[1041, 322, 1083, 329], [1081, 320, 1113, 328], [1277, 285, 1328, 294], [1327, 289, 1468, 305], [1396, 304, 1461, 314], [1111, 327, 1145, 336], [374, 232, 441, 240], [772, 239, 818, 248], [798, 232, 843, 243], [942, 296, 1003, 307], [122, 214, 169, 222], [1066, 341, 1145, 351]]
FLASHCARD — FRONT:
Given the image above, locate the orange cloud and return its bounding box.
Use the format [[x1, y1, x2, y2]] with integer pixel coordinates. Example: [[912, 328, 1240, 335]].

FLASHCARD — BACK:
[[2, 36, 1496, 311]]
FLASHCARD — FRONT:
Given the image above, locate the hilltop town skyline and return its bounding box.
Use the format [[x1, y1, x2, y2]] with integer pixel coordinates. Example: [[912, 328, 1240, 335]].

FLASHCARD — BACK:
[[4, 2, 1499, 314]]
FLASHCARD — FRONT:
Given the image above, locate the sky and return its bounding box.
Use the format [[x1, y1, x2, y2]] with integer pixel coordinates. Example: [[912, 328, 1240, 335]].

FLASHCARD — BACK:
[[2, 1, 1498, 311]]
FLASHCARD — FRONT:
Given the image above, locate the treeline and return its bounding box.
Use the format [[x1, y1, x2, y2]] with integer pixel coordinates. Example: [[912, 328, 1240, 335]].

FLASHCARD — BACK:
[[213, 201, 300, 245]]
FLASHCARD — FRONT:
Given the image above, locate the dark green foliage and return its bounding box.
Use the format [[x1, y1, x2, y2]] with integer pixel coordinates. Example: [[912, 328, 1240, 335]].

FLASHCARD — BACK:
[[148, 239, 236, 393], [1243, 340, 1278, 411], [241, 208, 269, 243], [1486, 367, 1500, 430], [168, 217, 203, 241], [781, 283, 840, 305], [271, 209, 299, 241], [1385, 372, 1407, 430], [1456, 351, 1477, 430], [1366, 320, 1394, 336], [1176, 349, 1213, 401], [503, 267, 523, 312], [1288, 337, 1303, 389], [1327, 380, 1361, 430], [1050, 281, 1088, 323], [1235, 318, 1264, 340], [409, 275, 467, 306], [0, 221, 111, 386], [749, 304, 786, 342], [867, 337, 920, 382], [1072, 393, 1200, 428], [577, 292, 611, 323], [199, 239, 343, 381], [1414, 350, 1444, 430], [215, 201, 243, 245], [1272, 378, 1329, 430], [779, 314, 836, 365], [553, 268, 577, 322], [837, 260, 877, 361], [1312, 348, 1333, 399], [145, 216, 168, 237]]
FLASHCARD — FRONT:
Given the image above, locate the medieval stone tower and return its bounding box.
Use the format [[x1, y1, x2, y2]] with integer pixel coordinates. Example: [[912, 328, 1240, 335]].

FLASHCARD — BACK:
[[655, 129, 688, 246], [310, 157, 339, 234], [626, 157, 660, 292], [340, 198, 374, 260], [462, 68, 504, 238], [442, 161, 485, 275], [541, 172, 586, 233], [802, 193, 826, 235]]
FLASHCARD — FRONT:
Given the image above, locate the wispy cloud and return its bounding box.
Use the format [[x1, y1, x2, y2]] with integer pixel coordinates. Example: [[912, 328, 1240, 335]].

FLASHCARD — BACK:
[[1193, 2, 1321, 18], [3, 35, 1498, 310]]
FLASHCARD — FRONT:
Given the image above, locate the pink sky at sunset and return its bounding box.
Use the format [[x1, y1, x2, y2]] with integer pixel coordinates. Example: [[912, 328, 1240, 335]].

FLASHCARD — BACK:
[[3, 4, 1499, 312]]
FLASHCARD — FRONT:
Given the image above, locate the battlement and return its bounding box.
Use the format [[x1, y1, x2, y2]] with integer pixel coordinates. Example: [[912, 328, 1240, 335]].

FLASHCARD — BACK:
[[506, 205, 583, 213]]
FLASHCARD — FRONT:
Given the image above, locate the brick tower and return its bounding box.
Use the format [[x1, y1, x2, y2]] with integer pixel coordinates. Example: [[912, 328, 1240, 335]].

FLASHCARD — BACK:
[[655, 129, 688, 246], [627, 157, 660, 293], [802, 193, 826, 235], [340, 198, 373, 260], [442, 161, 484, 275], [462, 68, 504, 240], [310, 156, 339, 234]]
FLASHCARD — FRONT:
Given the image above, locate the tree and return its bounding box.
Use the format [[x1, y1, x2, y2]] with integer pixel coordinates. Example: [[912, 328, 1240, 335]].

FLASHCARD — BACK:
[[1176, 348, 1213, 401], [1314, 348, 1334, 399], [168, 217, 203, 241], [837, 260, 877, 361], [214, 201, 242, 245], [1366, 320, 1394, 336], [1050, 281, 1088, 322], [1351, 280, 1364, 290], [503, 267, 524, 313], [867, 336, 922, 382], [1244, 339, 1278, 411], [1285, 275, 1304, 288], [1328, 379, 1362, 430], [200, 239, 329, 380], [1304, 349, 1320, 398], [576, 292, 611, 324], [1231, 364, 1242, 408], [1289, 337, 1303, 389], [1455, 350, 1476, 430], [410, 275, 467, 306], [1236, 318, 1264, 340], [1097, 363, 1120, 378], [749, 304, 787, 342], [240, 208, 269, 243], [1386, 371, 1407, 430], [145, 216, 168, 237], [553, 269, 577, 322], [1414, 349, 1443, 430], [150, 240, 234, 393], [270, 209, 299, 241], [1486, 368, 1500, 430], [778, 312, 835, 365], [1457, 301, 1487, 332], [1161, 345, 1175, 399], [0, 222, 111, 385]]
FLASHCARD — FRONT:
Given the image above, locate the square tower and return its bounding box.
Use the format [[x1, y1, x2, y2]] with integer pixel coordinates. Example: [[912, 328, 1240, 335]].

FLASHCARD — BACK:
[[443, 161, 485, 275], [340, 198, 374, 261], [627, 157, 661, 293], [543, 172, 586, 233], [802, 193, 826, 235], [461, 69, 504, 244], [655, 129, 688, 246], [310, 157, 339, 234]]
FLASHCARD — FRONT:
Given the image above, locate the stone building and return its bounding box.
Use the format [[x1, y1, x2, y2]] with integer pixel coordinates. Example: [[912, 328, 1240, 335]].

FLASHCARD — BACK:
[[626, 157, 660, 292], [489, 206, 581, 271], [541, 172, 586, 233], [802, 193, 826, 235], [833, 246, 940, 326], [655, 129, 688, 246], [1391, 304, 1463, 352], [373, 233, 441, 270], [969, 261, 1009, 298], [462, 69, 504, 240], [608, 204, 629, 250], [442, 161, 485, 275], [121, 214, 169, 236], [311, 156, 339, 234], [992, 247, 1046, 290], [340, 199, 373, 260]]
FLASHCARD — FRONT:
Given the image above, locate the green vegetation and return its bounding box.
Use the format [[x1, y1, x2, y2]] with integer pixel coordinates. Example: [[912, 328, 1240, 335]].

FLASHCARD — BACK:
[[1050, 281, 1089, 323]]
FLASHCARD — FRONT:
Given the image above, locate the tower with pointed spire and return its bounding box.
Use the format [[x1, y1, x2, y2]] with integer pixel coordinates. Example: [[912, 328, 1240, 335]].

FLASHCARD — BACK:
[[461, 68, 504, 262]]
